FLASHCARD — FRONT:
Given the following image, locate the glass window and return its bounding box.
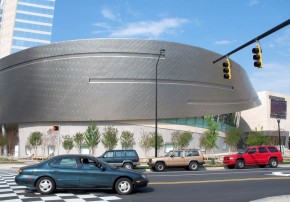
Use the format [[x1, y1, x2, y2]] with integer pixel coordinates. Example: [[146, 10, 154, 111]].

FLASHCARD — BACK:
[[14, 30, 51, 41], [248, 148, 256, 154], [268, 147, 279, 153], [25, 146, 31, 155], [185, 150, 199, 156], [125, 151, 135, 157], [47, 146, 54, 155], [80, 158, 101, 169], [15, 22, 52, 32], [13, 39, 47, 47], [16, 13, 53, 23], [11, 47, 24, 54], [104, 151, 114, 158], [115, 151, 123, 158], [173, 151, 182, 157], [19, 0, 55, 7], [165, 151, 174, 157], [185, 151, 192, 156], [176, 118, 186, 125], [17, 5, 54, 15], [258, 147, 268, 153], [54, 157, 77, 168]]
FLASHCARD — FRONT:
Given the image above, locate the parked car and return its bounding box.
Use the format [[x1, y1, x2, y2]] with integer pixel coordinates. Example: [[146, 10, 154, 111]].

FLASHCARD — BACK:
[[99, 149, 140, 169], [223, 145, 283, 169], [15, 154, 148, 195], [147, 148, 205, 172]]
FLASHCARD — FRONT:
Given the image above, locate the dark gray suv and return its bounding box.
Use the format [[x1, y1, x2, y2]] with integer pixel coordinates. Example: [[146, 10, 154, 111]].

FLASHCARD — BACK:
[[99, 150, 140, 169]]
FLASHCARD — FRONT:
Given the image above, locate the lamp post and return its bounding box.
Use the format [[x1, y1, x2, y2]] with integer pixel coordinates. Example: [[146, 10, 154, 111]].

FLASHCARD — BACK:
[[276, 117, 282, 152], [155, 49, 165, 158]]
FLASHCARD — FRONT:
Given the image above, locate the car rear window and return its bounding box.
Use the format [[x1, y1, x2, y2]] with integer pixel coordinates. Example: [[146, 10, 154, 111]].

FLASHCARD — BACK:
[[268, 147, 279, 153], [185, 150, 199, 156], [125, 151, 136, 157]]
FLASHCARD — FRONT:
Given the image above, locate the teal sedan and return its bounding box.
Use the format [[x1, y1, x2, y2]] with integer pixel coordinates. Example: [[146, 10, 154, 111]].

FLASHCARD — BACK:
[[15, 154, 148, 195]]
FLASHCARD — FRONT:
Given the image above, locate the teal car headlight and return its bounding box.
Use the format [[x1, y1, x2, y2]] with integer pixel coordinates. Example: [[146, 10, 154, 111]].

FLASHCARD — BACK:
[[141, 174, 147, 179]]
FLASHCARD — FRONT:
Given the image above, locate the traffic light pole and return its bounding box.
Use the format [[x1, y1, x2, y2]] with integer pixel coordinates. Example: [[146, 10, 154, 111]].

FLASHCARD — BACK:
[[213, 19, 290, 64]]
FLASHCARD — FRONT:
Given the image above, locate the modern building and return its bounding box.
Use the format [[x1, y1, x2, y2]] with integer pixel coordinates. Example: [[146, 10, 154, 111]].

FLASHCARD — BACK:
[[0, 0, 55, 58], [0, 39, 260, 158], [240, 91, 290, 151]]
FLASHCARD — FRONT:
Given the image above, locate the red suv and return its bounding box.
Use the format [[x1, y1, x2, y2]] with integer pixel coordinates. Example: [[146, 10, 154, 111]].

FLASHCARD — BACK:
[[223, 146, 283, 169]]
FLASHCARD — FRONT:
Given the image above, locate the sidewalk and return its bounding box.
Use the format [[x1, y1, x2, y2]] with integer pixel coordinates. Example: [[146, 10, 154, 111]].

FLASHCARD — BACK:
[[3, 162, 290, 171]]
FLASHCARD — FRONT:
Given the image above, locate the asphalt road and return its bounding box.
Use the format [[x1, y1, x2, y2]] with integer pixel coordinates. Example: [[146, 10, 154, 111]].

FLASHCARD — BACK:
[[120, 166, 290, 202], [2, 166, 290, 202]]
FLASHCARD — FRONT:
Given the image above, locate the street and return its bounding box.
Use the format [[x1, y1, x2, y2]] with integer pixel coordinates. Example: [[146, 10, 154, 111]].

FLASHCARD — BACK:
[[1, 166, 290, 202]]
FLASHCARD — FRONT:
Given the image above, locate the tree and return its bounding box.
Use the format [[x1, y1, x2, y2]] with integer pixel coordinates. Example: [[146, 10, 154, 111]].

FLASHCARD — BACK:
[[62, 135, 74, 153], [102, 126, 118, 150], [73, 132, 84, 154], [46, 129, 59, 156], [149, 132, 164, 155], [139, 131, 152, 157], [199, 117, 219, 154], [27, 131, 42, 157], [40, 132, 49, 158], [171, 131, 193, 149], [245, 128, 269, 146], [225, 128, 241, 153], [84, 123, 101, 155], [120, 131, 135, 149]]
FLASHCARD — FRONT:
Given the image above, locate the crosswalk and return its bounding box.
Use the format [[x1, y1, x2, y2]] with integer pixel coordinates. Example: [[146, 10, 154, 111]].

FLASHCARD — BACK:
[[0, 169, 122, 202]]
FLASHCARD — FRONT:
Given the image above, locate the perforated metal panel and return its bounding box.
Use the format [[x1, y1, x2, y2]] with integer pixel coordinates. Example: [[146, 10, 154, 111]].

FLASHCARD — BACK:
[[0, 39, 260, 124]]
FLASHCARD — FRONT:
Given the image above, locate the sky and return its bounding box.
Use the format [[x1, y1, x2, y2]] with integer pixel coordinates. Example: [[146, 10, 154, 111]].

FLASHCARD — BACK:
[[52, 0, 290, 95]]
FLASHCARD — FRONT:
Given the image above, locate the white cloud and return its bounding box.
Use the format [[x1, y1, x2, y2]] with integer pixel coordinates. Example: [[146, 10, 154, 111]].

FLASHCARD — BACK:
[[250, 62, 290, 95], [94, 22, 110, 28], [109, 18, 189, 37], [101, 8, 118, 20], [248, 0, 259, 6], [214, 40, 235, 45]]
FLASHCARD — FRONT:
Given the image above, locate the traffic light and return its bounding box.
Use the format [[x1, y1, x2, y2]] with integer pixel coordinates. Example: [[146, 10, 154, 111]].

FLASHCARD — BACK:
[[252, 41, 262, 68], [223, 57, 231, 80], [52, 125, 59, 131]]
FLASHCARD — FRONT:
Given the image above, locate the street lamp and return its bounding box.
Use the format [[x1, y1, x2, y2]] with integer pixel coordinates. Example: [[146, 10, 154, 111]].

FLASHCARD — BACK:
[[155, 49, 165, 157], [276, 117, 282, 152]]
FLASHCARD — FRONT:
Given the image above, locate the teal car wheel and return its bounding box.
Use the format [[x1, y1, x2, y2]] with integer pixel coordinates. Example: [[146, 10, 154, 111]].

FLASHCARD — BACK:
[[115, 178, 133, 195], [36, 177, 55, 194]]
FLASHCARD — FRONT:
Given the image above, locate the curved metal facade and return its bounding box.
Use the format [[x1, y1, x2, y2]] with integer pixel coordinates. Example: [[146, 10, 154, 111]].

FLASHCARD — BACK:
[[0, 39, 260, 124]]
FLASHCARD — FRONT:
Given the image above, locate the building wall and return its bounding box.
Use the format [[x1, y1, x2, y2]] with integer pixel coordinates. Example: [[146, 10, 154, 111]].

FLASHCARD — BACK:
[[18, 121, 227, 158], [0, 0, 17, 57], [240, 91, 290, 148], [0, 39, 260, 124], [0, 38, 259, 157]]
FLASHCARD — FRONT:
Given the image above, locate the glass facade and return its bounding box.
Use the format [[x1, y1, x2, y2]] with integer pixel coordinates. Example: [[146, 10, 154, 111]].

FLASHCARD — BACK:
[[159, 113, 239, 132], [0, 0, 3, 30], [0, 0, 55, 56]]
